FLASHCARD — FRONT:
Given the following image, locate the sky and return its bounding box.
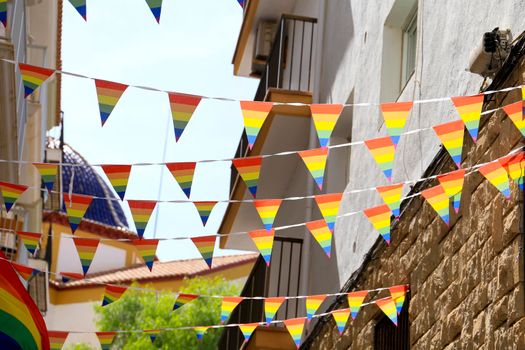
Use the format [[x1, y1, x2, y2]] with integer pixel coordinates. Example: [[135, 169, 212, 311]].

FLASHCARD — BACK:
[[60, 0, 258, 261]]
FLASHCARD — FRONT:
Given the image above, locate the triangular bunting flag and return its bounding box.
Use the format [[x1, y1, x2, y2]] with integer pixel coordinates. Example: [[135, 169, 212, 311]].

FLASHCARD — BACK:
[[102, 285, 128, 306], [388, 285, 408, 315], [49, 331, 69, 350], [191, 235, 216, 268], [63, 193, 93, 234], [127, 200, 157, 239], [60, 272, 84, 283], [376, 183, 404, 218], [12, 262, 39, 281], [253, 199, 282, 231], [95, 79, 128, 126], [19, 63, 55, 98], [380, 101, 414, 146], [310, 104, 344, 148], [101, 165, 132, 201], [437, 169, 466, 214], [146, 330, 159, 344], [432, 120, 465, 168], [193, 201, 217, 226], [232, 156, 263, 198], [0, 0, 6, 28], [33, 163, 58, 192], [502, 101, 525, 137], [240, 101, 273, 150], [306, 294, 326, 320], [132, 239, 159, 271], [239, 323, 259, 344], [376, 297, 398, 326], [0, 182, 29, 213], [96, 332, 117, 350], [166, 162, 196, 199], [220, 297, 244, 323], [298, 148, 329, 191], [16, 231, 42, 256], [348, 290, 368, 320], [499, 152, 525, 190], [305, 220, 333, 258], [451, 94, 484, 142], [194, 327, 208, 341], [249, 229, 275, 266], [237, 0, 246, 8], [314, 193, 342, 232], [363, 204, 392, 245], [421, 185, 450, 225], [173, 293, 198, 311], [284, 317, 306, 349], [332, 309, 351, 335], [364, 136, 396, 181], [478, 162, 512, 199], [145, 0, 163, 23], [67, 0, 86, 20], [72, 237, 100, 275], [264, 297, 285, 324], [168, 92, 202, 142]]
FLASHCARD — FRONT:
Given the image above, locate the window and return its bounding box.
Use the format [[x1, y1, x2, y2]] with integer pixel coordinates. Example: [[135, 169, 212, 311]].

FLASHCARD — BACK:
[[374, 295, 410, 350], [402, 11, 417, 85], [28, 271, 47, 313]]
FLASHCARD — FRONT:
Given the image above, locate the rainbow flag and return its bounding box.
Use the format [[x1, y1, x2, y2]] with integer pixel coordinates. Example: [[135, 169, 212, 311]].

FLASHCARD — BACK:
[[376, 297, 398, 326], [67, 0, 86, 20], [168, 92, 202, 142], [310, 104, 344, 148], [95, 79, 128, 126], [132, 239, 159, 271], [166, 162, 196, 198], [451, 94, 484, 142], [283, 317, 306, 349], [0, 181, 29, 213], [437, 169, 466, 214], [499, 152, 525, 190], [264, 297, 285, 324], [49, 331, 68, 350], [0, 0, 6, 28], [332, 309, 350, 335], [96, 332, 117, 350], [478, 162, 511, 199], [314, 193, 342, 232], [220, 297, 243, 323], [16, 231, 42, 256], [249, 229, 275, 266], [380, 101, 413, 146], [376, 183, 403, 218], [19, 63, 55, 98], [102, 285, 127, 306], [421, 185, 450, 226], [145, 0, 163, 23], [388, 285, 408, 315], [240, 101, 273, 150], [73, 237, 100, 275], [305, 220, 333, 258], [253, 199, 282, 231], [432, 120, 465, 168], [237, 0, 246, 7], [194, 327, 208, 341], [306, 294, 326, 320], [347, 290, 368, 320], [503, 101, 525, 137], [232, 156, 263, 198], [191, 235, 216, 268], [145, 330, 159, 344], [63, 193, 93, 234], [127, 200, 157, 239], [364, 136, 396, 181], [60, 272, 84, 283], [33, 163, 58, 192], [193, 201, 217, 226], [173, 293, 198, 311], [12, 262, 39, 281], [298, 147, 329, 191], [363, 204, 392, 244], [239, 323, 259, 344], [101, 164, 132, 201]]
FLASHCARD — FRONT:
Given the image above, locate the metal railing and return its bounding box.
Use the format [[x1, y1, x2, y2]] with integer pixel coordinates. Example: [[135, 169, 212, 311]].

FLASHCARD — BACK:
[[254, 14, 317, 101]]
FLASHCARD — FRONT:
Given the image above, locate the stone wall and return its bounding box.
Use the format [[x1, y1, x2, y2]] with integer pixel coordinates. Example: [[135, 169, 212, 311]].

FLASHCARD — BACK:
[[305, 56, 525, 349]]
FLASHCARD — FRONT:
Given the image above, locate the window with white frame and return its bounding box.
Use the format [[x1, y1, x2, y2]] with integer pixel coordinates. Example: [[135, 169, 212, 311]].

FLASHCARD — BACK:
[[402, 10, 417, 86]]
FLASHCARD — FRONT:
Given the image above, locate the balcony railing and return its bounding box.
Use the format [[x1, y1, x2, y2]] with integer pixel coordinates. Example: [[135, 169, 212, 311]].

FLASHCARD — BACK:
[[219, 237, 304, 349], [254, 14, 317, 101]]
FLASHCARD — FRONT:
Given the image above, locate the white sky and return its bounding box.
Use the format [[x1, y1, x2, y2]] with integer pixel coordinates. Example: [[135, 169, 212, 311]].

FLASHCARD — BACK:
[[60, 0, 258, 260]]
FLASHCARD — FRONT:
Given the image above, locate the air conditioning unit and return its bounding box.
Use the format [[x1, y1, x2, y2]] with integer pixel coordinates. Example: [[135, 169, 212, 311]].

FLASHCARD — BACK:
[[468, 28, 512, 78], [252, 21, 277, 75]]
